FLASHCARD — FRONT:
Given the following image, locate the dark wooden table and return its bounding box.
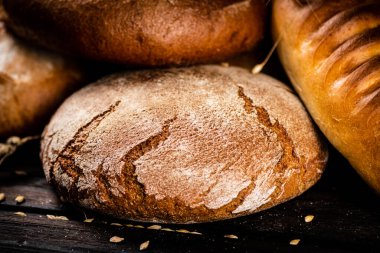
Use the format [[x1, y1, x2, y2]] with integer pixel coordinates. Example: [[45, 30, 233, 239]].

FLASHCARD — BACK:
[[0, 139, 379, 253]]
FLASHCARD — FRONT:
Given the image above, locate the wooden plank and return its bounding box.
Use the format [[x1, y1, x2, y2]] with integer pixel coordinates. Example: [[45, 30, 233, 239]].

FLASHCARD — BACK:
[[0, 177, 62, 212], [0, 209, 378, 253]]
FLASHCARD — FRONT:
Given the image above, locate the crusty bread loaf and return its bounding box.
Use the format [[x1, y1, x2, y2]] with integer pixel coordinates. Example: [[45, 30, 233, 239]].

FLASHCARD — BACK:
[[0, 21, 84, 138], [272, 0, 380, 193], [3, 0, 265, 66], [0, 0, 6, 21], [41, 65, 327, 223]]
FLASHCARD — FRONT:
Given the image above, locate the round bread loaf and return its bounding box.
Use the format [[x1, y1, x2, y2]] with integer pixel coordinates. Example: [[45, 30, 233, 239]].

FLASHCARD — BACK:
[[3, 0, 265, 66], [0, 21, 84, 138], [41, 65, 327, 223]]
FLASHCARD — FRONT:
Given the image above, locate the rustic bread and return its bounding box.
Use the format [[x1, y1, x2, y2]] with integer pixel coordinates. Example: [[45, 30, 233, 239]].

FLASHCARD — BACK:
[[3, 0, 265, 66], [0, 0, 6, 21], [0, 21, 84, 139], [41, 65, 327, 223], [272, 0, 380, 192]]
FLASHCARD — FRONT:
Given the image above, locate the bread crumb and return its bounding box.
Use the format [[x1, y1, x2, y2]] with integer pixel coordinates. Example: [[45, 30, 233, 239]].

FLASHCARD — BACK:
[[252, 64, 264, 74], [289, 239, 301, 245], [304, 215, 314, 223], [224, 234, 238, 239], [46, 214, 69, 221], [14, 170, 28, 176], [84, 218, 94, 223], [15, 195, 25, 204], [147, 225, 162, 230], [0, 193, 5, 202], [110, 223, 123, 226], [109, 236, 124, 243], [139, 240, 150, 251], [190, 231, 202, 235], [14, 211, 27, 217]]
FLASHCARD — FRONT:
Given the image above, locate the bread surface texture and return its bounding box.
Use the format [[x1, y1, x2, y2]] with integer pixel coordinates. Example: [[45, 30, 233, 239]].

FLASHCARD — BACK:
[[273, 0, 380, 192], [3, 0, 265, 66], [41, 65, 327, 223], [0, 21, 84, 138]]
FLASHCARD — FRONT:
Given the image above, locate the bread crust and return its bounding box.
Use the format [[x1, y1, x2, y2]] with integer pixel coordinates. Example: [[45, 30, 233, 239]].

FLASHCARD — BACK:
[[0, 21, 84, 138], [41, 65, 327, 223], [272, 0, 380, 192], [0, 0, 6, 21], [3, 0, 265, 66]]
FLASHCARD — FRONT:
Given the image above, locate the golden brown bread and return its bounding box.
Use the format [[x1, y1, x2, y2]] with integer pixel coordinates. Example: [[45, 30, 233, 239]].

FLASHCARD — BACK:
[[3, 0, 266, 66], [41, 65, 327, 223], [0, 21, 84, 138], [272, 0, 380, 192]]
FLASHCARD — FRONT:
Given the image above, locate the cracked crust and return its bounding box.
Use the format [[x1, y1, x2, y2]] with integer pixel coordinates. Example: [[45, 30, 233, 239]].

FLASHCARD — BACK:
[[3, 0, 265, 66], [41, 65, 327, 223]]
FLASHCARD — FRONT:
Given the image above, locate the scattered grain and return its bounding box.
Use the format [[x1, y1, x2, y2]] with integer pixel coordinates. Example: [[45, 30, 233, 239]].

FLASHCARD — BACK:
[[289, 239, 301, 245], [190, 231, 202, 235], [15, 195, 25, 204], [147, 225, 162, 230], [14, 212, 27, 217], [224, 234, 238, 239], [110, 223, 123, 226], [176, 229, 191, 234], [161, 228, 174, 232], [14, 170, 28, 176], [0, 193, 5, 202], [84, 218, 94, 223], [109, 236, 124, 243], [139, 240, 150, 251], [46, 214, 69, 221], [304, 215, 314, 223], [134, 225, 144, 229]]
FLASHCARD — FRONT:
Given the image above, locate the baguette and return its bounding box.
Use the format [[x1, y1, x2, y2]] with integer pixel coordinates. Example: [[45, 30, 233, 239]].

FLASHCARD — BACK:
[[273, 0, 380, 192]]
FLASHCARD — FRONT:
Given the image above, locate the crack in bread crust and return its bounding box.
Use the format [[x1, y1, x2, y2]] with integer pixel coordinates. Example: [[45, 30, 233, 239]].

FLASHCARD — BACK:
[[235, 86, 303, 211], [88, 87, 305, 222], [117, 116, 178, 216], [50, 101, 120, 202]]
